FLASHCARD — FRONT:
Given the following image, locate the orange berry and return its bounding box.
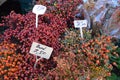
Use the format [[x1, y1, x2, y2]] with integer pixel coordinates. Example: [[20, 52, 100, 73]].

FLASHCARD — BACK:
[[0, 52, 2, 55], [112, 62, 117, 67], [15, 76, 18, 79], [87, 52, 91, 56], [77, 50, 81, 53], [7, 56, 11, 59], [115, 54, 119, 57], [86, 75, 90, 80], [4, 75, 8, 80], [105, 55, 109, 60], [106, 50, 110, 53], [108, 64, 113, 69], [104, 60, 107, 64], [107, 72, 111, 76], [10, 44, 15, 48], [102, 48, 107, 51], [103, 43, 107, 47], [95, 39, 98, 42], [96, 60, 100, 65]]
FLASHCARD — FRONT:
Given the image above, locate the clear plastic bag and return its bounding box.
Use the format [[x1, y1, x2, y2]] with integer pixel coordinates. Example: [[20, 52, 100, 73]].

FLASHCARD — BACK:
[[90, 0, 113, 26], [90, 0, 120, 16], [76, 4, 91, 29], [106, 8, 120, 39], [83, 0, 120, 38]]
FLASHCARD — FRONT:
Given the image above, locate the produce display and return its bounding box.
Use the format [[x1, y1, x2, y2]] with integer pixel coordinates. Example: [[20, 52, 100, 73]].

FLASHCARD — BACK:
[[0, 0, 120, 80]]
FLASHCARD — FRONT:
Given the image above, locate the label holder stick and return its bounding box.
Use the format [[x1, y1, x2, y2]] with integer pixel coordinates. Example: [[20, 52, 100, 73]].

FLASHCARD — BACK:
[[34, 55, 42, 69], [36, 14, 39, 28], [80, 27, 83, 38]]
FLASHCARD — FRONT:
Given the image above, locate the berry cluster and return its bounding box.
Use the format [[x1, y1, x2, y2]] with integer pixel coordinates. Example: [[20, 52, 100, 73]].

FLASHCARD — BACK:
[[81, 36, 118, 67], [0, 41, 21, 80], [38, 0, 83, 27], [2, 11, 67, 55]]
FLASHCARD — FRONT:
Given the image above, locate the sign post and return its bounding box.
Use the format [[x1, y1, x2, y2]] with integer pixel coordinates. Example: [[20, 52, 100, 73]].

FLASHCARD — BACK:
[[74, 20, 87, 38], [29, 42, 53, 68], [32, 5, 47, 28]]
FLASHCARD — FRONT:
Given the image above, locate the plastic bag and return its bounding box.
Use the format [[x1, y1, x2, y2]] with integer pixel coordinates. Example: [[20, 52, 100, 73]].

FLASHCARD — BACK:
[[91, 0, 120, 15], [76, 4, 91, 29], [106, 8, 120, 39], [83, 0, 95, 16], [82, 0, 108, 29], [90, 0, 113, 25], [82, 0, 120, 37]]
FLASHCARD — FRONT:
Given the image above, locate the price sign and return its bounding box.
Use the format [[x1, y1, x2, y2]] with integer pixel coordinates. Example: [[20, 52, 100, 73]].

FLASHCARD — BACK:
[[29, 42, 53, 59], [74, 20, 87, 28], [32, 5, 47, 28], [32, 5, 47, 15], [74, 20, 87, 38]]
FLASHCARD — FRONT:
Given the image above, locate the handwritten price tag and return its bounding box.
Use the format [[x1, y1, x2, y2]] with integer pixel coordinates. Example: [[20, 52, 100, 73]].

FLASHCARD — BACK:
[[29, 42, 53, 59], [74, 20, 87, 28], [74, 20, 87, 38], [32, 5, 47, 28], [32, 5, 47, 15]]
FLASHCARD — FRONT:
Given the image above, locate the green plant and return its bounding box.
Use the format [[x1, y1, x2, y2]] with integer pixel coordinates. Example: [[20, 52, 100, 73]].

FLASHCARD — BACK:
[[61, 28, 92, 52], [41, 28, 119, 80], [106, 47, 120, 80]]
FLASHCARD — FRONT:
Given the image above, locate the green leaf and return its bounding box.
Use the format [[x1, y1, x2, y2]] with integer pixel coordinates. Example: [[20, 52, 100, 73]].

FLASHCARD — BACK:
[[116, 48, 120, 54], [106, 73, 117, 80], [117, 64, 120, 69]]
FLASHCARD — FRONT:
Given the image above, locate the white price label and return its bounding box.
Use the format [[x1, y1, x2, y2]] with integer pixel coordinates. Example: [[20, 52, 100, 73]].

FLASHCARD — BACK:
[[29, 42, 53, 59], [32, 5, 47, 28], [74, 20, 87, 28], [74, 20, 87, 38], [32, 5, 47, 15]]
